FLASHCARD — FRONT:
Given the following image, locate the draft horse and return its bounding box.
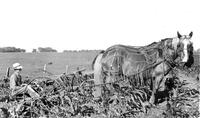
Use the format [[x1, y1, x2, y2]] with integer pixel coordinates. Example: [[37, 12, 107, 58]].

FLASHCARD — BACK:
[[92, 32, 194, 105]]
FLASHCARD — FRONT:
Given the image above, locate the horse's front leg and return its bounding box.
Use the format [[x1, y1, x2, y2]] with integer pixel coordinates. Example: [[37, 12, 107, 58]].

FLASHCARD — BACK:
[[149, 77, 163, 105], [149, 76, 156, 105], [149, 74, 164, 105], [149, 65, 166, 105], [171, 76, 179, 99]]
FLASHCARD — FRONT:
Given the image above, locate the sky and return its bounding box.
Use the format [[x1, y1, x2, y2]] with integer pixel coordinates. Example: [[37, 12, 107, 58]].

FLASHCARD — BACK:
[[0, 0, 200, 52]]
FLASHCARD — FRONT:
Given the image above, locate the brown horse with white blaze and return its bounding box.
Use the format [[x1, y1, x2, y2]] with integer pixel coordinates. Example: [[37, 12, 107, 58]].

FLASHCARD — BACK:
[[92, 32, 194, 105]]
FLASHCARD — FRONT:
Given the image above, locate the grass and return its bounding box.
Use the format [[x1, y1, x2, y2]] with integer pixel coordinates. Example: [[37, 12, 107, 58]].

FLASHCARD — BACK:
[[0, 51, 99, 78], [0, 52, 198, 78]]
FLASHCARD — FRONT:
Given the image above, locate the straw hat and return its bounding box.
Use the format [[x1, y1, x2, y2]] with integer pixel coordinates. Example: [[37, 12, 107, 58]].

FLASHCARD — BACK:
[[12, 63, 23, 70]]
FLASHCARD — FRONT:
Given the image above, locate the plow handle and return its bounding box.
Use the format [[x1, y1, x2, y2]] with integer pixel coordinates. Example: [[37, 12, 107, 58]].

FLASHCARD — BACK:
[[6, 67, 10, 78]]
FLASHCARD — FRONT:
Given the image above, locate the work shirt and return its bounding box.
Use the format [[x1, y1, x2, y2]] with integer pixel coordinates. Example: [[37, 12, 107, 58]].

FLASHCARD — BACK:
[[9, 71, 22, 90]]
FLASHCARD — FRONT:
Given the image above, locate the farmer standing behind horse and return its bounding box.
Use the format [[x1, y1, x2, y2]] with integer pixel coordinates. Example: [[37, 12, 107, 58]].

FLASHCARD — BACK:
[[9, 63, 40, 99]]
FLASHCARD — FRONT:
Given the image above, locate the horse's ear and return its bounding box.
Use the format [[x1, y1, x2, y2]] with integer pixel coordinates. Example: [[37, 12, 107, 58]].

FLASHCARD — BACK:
[[189, 31, 193, 38], [177, 31, 182, 38]]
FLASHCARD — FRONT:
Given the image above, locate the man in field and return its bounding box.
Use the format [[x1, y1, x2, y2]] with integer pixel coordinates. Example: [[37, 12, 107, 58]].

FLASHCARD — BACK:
[[9, 63, 40, 99]]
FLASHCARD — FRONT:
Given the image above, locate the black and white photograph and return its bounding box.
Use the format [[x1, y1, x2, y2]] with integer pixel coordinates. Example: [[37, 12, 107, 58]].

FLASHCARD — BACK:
[[0, 0, 199, 118]]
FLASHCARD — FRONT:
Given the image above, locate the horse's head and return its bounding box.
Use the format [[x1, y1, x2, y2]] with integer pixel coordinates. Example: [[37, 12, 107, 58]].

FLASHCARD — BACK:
[[173, 31, 194, 67]]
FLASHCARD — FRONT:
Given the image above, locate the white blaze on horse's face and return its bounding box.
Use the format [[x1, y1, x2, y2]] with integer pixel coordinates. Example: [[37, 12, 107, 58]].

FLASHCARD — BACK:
[[177, 31, 193, 63], [182, 38, 190, 62]]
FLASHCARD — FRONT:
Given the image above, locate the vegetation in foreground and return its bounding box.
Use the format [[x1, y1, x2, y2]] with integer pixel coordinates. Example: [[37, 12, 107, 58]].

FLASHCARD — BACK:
[[0, 66, 199, 118], [0, 52, 199, 118]]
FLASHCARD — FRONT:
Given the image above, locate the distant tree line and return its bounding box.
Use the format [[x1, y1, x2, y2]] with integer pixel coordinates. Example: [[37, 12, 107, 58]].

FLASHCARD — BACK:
[[37, 47, 57, 52], [0, 47, 26, 53]]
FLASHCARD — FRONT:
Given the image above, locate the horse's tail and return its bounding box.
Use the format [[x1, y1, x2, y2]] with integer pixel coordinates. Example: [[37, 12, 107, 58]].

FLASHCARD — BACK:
[[92, 50, 105, 70], [92, 51, 104, 98]]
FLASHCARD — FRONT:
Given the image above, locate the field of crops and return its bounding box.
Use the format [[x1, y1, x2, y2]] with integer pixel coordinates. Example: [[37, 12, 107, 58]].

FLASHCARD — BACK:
[[0, 52, 199, 118]]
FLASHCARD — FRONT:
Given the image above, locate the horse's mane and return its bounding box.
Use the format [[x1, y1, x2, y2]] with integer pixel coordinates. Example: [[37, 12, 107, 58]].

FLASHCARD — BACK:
[[101, 44, 142, 58], [160, 38, 173, 42], [145, 41, 158, 48], [138, 38, 173, 51], [139, 42, 158, 51], [138, 38, 175, 60]]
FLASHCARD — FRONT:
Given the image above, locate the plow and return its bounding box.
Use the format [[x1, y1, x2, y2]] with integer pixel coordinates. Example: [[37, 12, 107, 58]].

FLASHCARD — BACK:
[[0, 64, 199, 118]]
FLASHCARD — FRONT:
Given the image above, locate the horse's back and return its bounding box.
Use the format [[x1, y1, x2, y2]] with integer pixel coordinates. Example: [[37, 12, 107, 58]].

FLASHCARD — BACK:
[[102, 44, 145, 61], [103, 44, 141, 56], [100, 45, 147, 75]]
